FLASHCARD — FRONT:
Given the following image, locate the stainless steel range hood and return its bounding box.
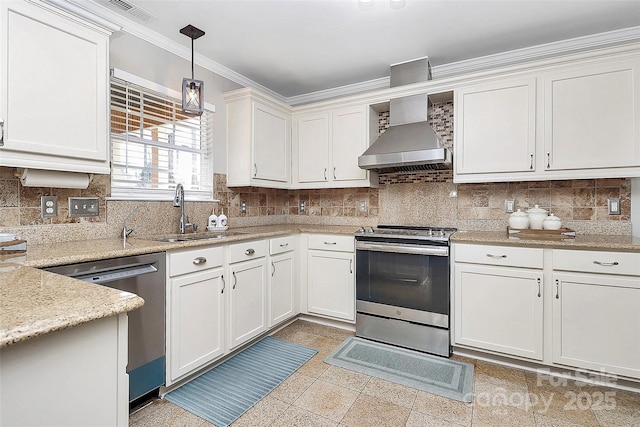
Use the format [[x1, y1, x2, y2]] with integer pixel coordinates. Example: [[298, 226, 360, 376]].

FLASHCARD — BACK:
[[358, 57, 452, 171]]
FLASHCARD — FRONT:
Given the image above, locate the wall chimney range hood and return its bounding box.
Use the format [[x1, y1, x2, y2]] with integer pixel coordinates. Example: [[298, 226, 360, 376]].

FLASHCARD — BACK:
[[358, 57, 452, 171]]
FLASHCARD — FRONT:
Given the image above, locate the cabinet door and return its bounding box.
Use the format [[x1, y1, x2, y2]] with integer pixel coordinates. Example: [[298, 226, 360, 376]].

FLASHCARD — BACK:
[[229, 258, 267, 349], [269, 252, 296, 326], [544, 57, 640, 171], [307, 250, 355, 321], [552, 272, 640, 379], [455, 77, 536, 175], [331, 106, 368, 182], [0, 1, 109, 172], [252, 101, 290, 183], [169, 268, 225, 382], [454, 263, 543, 360], [297, 112, 329, 183]]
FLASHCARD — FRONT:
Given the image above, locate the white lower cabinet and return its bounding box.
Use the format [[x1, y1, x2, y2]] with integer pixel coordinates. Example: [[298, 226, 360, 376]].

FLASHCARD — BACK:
[[306, 234, 355, 321], [228, 240, 267, 350], [552, 250, 640, 379], [167, 247, 225, 384], [452, 243, 640, 380], [268, 235, 297, 326], [453, 244, 544, 360]]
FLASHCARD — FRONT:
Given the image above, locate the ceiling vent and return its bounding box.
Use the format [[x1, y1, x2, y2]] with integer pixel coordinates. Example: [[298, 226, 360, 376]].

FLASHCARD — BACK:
[[96, 0, 158, 22]]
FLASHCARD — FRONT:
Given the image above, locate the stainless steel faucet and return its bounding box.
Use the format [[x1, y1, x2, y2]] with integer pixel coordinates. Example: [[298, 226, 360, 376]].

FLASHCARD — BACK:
[[173, 183, 197, 234]]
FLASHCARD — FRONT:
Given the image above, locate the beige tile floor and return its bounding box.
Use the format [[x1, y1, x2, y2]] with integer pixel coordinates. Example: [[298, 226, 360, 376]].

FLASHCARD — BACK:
[[130, 320, 640, 427]]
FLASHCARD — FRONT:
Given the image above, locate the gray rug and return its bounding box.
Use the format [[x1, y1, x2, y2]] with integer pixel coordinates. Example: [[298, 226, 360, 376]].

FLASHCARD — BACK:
[[325, 337, 474, 402], [166, 336, 317, 426]]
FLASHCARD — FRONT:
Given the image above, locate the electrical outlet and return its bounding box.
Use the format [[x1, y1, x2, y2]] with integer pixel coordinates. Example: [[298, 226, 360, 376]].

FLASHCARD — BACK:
[[41, 196, 58, 218], [68, 197, 99, 217], [505, 199, 515, 213], [608, 198, 621, 215], [240, 201, 247, 214], [299, 201, 306, 212], [358, 200, 367, 213]]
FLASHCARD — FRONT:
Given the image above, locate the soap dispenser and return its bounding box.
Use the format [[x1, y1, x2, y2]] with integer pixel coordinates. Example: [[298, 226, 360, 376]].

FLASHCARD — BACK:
[[218, 209, 228, 227], [208, 209, 218, 228]]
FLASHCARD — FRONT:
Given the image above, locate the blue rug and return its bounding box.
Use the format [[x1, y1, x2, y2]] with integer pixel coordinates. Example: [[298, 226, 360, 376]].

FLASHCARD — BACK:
[[325, 337, 474, 402], [165, 336, 317, 426]]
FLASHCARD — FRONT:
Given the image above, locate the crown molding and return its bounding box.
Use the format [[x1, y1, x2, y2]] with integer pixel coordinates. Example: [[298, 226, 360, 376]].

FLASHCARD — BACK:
[[432, 26, 640, 79], [287, 76, 390, 106]]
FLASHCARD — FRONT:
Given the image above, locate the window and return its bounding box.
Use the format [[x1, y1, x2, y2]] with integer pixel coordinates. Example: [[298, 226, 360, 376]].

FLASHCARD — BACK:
[[110, 76, 214, 201]]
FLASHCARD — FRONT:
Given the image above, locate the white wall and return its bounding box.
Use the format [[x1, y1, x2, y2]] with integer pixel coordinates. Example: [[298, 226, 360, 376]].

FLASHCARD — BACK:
[[109, 32, 242, 174]]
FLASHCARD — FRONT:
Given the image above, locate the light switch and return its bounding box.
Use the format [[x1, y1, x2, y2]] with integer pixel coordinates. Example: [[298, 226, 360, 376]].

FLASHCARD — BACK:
[[68, 197, 99, 217], [505, 199, 515, 213], [608, 198, 621, 215]]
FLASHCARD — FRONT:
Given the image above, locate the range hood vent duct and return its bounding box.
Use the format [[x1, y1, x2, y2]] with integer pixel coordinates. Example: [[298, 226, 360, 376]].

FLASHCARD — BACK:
[[358, 57, 452, 171]]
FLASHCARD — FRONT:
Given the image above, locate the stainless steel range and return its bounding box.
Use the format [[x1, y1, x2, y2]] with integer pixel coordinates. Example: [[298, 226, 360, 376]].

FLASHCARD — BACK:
[[355, 225, 456, 357]]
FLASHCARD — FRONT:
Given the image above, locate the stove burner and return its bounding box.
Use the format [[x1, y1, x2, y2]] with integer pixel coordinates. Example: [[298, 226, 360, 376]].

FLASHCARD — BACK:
[[355, 225, 456, 242]]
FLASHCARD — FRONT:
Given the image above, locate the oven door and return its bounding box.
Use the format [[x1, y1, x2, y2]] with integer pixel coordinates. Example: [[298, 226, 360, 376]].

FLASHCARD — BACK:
[[355, 240, 450, 327]]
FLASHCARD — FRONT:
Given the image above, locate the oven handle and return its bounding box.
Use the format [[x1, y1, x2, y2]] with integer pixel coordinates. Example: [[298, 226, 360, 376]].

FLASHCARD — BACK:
[[356, 241, 449, 256]]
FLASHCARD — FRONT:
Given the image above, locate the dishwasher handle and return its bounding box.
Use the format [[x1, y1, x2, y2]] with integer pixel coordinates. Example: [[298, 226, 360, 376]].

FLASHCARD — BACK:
[[76, 264, 158, 284]]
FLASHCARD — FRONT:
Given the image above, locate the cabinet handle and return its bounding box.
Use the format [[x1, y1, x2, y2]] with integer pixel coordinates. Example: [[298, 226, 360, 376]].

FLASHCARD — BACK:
[[324, 168, 327, 181], [555, 279, 559, 299], [333, 167, 337, 180], [529, 153, 533, 170], [324, 241, 337, 245], [0, 118, 4, 146], [221, 274, 225, 294], [279, 243, 289, 247], [350, 259, 353, 274], [593, 260, 619, 267], [537, 278, 541, 298], [254, 163, 257, 177], [193, 256, 207, 265], [486, 254, 507, 259], [546, 152, 551, 169], [271, 261, 275, 276], [245, 248, 255, 255], [233, 271, 237, 289]]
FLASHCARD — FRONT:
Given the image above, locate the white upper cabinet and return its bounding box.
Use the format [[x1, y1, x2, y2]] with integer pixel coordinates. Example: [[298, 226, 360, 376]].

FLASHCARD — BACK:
[[297, 112, 329, 183], [0, 0, 111, 174], [454, 50, 640, 183], [294, 104, 376, 189], [542, 56, 640, 172], [455, 77, 537, 176], [226, 88, 291, 188]]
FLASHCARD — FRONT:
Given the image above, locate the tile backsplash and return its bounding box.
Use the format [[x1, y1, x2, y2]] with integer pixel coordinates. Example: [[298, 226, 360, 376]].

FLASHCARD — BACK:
[[0, 96, 634, 243]]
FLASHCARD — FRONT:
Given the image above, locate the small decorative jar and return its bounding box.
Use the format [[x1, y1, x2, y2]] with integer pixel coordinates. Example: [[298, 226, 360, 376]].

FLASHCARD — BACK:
[[543, 213, 562, 230], [527, 205, 548, 229], [508, 209, 530, 229]]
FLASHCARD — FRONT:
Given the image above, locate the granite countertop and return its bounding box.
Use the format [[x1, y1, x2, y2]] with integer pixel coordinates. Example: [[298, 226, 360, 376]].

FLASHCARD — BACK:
[[0, 263, 144, 348], [451, 230, 640, 252], [0, 224, 358, 347]]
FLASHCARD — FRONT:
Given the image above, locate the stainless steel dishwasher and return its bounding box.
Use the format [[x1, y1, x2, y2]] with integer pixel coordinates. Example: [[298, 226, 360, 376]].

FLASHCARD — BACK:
[[44, 252, 166, 403]]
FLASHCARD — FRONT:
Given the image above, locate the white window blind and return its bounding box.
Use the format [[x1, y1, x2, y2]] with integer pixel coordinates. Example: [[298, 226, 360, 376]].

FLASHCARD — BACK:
[[110, 77, 213, 201]]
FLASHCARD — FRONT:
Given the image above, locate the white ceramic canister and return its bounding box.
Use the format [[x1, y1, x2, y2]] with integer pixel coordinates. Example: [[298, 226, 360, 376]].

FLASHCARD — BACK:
[[543, 213, 562, 230], [508, 209, 530, 229], [527, 205, 548, 229]]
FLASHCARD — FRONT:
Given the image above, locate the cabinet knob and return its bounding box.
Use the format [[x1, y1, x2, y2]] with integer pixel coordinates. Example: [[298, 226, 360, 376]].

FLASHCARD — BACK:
[[245, 248, 255, 255], [193, 256, 207, 265]]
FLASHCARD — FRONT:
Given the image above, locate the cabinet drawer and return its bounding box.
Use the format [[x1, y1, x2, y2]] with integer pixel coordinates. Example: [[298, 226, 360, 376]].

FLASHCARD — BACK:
[[229, 240, 267, 264], [454, 243, 543, 269], [270, 235, 295, 255], [308, 234, 354, 252], [169, 246, 224, 277], [553, 249, 640, 276]]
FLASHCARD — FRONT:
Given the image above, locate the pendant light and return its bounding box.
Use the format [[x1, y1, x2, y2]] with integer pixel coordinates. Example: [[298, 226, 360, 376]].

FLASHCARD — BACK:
[[180, 24, 205, 115]]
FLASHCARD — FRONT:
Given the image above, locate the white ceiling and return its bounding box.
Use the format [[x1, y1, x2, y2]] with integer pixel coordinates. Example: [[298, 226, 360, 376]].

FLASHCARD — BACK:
[[87, 0, 640, 99]]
